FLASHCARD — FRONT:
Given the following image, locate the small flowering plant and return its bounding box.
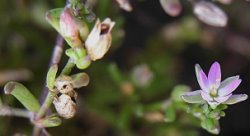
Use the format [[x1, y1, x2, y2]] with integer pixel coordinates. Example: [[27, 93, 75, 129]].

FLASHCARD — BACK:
[[182, 62, 248, 108], [181, 62, 248, 134]]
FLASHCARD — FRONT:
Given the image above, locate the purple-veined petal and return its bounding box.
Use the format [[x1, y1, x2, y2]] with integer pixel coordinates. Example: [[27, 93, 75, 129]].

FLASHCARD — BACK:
[[181, 90, 205, 103], [201, 91, 213, 101], [218, 76, 241, 96], [223, 94, 248, 105], [214, 93, 232, 103], [195, 64, 209, 92], [208, 62, 221, 88]]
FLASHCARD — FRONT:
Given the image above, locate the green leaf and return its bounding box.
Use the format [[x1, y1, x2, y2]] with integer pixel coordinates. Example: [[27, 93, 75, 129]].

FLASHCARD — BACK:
[[46, 65, 58, 90], [76, 57, 91, 69], [164, 105, 176, 122], [108, 63, 124, 85], [71, 72, 90, 88], [201, 118, 220, 134], [45, 8, 63, 33], [4, 82, 40, 112], [65, 48, 91, 70], [171, 85, 190, 102], [36, 114, 62, 127]]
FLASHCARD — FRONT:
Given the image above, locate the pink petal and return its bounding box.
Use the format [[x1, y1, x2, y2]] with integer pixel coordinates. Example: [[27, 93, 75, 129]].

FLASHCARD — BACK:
[[195, 64, 209, 92], [208, 62, 221, 88], [214, 93, 232, 103], [201, 91, 213, 101], [218, 76, 241, 96]]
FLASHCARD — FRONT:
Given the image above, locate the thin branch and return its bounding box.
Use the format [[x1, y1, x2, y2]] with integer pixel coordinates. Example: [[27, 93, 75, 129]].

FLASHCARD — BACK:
[[0, 105, 31, 118], [35, 35, 64, 136], [39, 35, 64, 103]]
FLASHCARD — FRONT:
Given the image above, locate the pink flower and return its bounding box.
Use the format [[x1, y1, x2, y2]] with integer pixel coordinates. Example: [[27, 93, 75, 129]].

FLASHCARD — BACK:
[[182, 62, 248, 109]]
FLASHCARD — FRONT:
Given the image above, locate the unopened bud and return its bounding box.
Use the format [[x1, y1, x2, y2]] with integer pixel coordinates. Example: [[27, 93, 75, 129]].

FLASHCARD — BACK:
[[193, 1, 228, 27], [53, 94, 76, 119], [59, 6, 89, 47], [160, 0, 182, 17], [60, 6, 78, 38], [85, 18, 115, 61], [115, 0, 133, 12]]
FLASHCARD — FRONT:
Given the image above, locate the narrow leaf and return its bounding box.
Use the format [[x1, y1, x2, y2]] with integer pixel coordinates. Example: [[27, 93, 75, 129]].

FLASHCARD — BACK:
[[46, 65, 58, 90], [46, 8, 63, 33], [36, 114, 62, 128], [4, 82, 40, 112]]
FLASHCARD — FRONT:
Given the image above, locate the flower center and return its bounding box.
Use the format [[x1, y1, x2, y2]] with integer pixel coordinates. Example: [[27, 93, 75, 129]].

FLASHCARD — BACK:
[[210, 87, 217, 97]]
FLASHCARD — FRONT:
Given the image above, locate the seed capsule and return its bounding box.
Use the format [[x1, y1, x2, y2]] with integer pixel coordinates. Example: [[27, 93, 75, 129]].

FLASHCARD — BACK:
[[85, 18, 115, 61], [55, 76, 74, 94], [53, 94, 76, 119]]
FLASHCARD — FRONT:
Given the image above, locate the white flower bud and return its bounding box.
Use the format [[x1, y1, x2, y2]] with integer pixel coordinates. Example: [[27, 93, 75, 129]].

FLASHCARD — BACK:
[[85, 18, 115, 61], [55, 76, 74, 94], [193, 1, 228, 27], [53, 94, 76, 119]]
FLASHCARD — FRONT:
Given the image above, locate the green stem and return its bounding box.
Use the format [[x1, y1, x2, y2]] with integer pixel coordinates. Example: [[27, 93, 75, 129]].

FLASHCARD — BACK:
[[35, 92, 56, 119], [60, 59, 75, 75]]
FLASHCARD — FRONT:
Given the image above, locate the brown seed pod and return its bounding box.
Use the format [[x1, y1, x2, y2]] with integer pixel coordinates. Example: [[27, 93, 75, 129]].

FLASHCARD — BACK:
[[55, 76, 74, 94], [53, 94, 76, 119]]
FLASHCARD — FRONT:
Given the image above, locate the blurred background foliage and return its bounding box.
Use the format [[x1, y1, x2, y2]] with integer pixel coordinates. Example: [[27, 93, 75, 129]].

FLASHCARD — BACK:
[[0, 0, 250, 136]]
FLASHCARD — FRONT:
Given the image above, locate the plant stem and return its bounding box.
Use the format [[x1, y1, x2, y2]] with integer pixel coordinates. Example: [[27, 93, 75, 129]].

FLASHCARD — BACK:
[[0, 105, 31, 118], [33, 35, 65, 136], [35, 92, 56, 120], [60, 59, 75, 75]]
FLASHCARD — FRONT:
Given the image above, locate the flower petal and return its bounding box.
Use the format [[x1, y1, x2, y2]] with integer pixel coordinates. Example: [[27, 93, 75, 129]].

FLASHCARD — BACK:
[[208, 62, 221, 88], [214, 93, 231, 103], [195, 64, 209, 92], [222, 94, 248, 105], [201, 91, 213, 101], [181, 90, 205, 103], [218, 76, 241, 96]]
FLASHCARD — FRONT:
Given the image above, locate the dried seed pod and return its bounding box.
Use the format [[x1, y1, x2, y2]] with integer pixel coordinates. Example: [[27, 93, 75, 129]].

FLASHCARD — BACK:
[[85, 18, 115, 61], [193, 1, 228, 27], [55, 76, 74, 94], [67, 90, 78, 102], [53, 94, 76, 119]]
